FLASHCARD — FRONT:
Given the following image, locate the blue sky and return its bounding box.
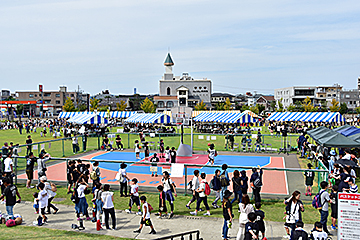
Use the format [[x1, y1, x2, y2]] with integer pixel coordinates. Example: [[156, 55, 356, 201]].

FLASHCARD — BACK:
[[1, 0, 360, 96]]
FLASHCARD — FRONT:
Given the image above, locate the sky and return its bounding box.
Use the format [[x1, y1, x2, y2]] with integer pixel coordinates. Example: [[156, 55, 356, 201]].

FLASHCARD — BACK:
[[1, 0, 360, 96]]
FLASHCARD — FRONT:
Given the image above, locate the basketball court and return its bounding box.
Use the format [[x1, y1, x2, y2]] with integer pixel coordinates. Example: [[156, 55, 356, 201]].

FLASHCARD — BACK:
[[18, 151, 289, 195]]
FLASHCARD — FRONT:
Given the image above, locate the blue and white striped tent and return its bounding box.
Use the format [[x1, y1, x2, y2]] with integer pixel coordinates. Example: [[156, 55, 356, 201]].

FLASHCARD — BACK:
[[111, 111, 136, 118], [193, 112, 256, 123], [267, 112, 345, 123], [58, 112, 83, 118], [67, 113, 108, 124], [124, 113, 171, 124]]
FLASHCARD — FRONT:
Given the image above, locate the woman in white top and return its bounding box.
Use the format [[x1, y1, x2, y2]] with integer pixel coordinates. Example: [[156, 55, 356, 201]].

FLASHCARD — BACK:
[[101, 184, 116, 230], [236, 194, 254, 240], [39, 176, 59, 214], [119, 163, 129, 197], [74, 179, 91, 221]]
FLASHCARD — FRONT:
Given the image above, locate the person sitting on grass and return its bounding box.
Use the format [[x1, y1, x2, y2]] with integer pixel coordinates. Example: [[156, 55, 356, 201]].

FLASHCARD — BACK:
[[134, 196, 156, 234]]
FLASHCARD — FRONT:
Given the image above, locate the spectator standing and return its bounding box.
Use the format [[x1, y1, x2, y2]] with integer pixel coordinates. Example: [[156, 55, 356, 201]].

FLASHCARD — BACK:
[[240, 170, 249, 195], [250, 166, 263, 203], [37, 152, 50, 181], [102, 184, 116, 230], [26, 152, 36, 188], [159, 139, 165, 158], [304, 163, 314, 196], [222, 190, 233, 240], [118, 163, 129, 197], [26, 136, 33, 156], [318, 181, 332, 235], [134, 140, 141, 159], [125, 178, 141, 215], [244, 213, 259, 240], [170, 147, 177, 163], [283, 191, 304, 238], [220, 164, 230, 202], [155, 185, 167, 218], [254, 202, 267, 240], [74, 179, 91, 220], [67, 160, 76, 194], [90, 161, 101, 187], [231, 170, 242, 205], [0, 178, 21, 219], [4, 153, 13, 184], [211, 169, 221, 208], [330, 185, 338, 230]]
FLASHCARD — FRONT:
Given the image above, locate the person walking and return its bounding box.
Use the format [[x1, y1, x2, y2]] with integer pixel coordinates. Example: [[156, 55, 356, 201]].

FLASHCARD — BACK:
[[250, 166, 263, 203], [162, 171, 177, 218], [211, 169, 222, 208], [186, 170, 200, 210], [40, 176, 59, 214], [190, 172, 211, 216], [236, 194, 254, 240], [240, 170, 248, 195]]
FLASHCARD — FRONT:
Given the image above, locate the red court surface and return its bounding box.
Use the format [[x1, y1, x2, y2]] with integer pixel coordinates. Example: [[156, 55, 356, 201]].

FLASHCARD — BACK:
[[18, 151, 288, 195]]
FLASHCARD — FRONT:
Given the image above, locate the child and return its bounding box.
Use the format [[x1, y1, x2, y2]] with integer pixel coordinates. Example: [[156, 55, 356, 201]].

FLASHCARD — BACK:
[[155, 185, 167, 218], [170, 147, 176, 163], [349, 178, 358, 193], [255, 202, 267, 240], [222, 190, 233, 240], [310, 222, 328, 240], [134, 196, 156, 234], [207, 143, 217, 165], [125, 178, 141, 215], [150, 153, 159, 177], [290, 221, 308, 240], [92, 183, 104, 226], [159, 139, 165, 158], [330, 185, 338, 230], [244, 212, 259, 240], [304, 163, 314, 196], [165, 146, 170, 162], [135, 140, 141, 159], [190, 172, 210, 216], [37, 182, 48, 223], [144, 142, 150, 161], [33, 192, 39, 214]]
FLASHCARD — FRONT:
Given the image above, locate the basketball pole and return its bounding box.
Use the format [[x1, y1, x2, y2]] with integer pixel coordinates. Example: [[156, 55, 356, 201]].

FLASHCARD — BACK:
[[190, 118, 193, 152]]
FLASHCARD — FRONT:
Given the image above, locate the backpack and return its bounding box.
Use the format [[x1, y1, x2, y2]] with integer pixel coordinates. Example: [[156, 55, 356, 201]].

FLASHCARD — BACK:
[[187, 180, 193, 191], [90, 167, 98, 180], [312, 191, 325, 209], [50, 182, 57, 192], [209, 178, 214, 189], [204, 182, 211, 196], [220, 172, 229, 187], [253, 177, 262, 188], [71, 188, 79, 204], [147, 203, 154, 212]]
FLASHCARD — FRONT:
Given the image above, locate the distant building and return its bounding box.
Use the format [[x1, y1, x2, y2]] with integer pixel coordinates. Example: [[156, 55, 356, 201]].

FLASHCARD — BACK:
[[256, 95, 275, 111], [154, 53, 212, 111], [315, 85, 342, 106], [16, 86, 90, 115], [275, 86, 317, 108], [211, 93, 235, 108], [340, 89, 360, 111]]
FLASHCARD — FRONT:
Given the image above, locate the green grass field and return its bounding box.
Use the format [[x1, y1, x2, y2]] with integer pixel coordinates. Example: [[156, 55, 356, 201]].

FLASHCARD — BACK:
[[0, 225, 132, 240], [17, 184, 323, 225]]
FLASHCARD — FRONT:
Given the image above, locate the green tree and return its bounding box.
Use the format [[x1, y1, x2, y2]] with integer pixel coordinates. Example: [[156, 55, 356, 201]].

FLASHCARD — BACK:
[[287, 104, 296, 112], [215, 102, 225, 110], [140, 97, 156, 113], [241, 104, 250, 111], [356, 106, 360, 114], [270, 101, 276, 111], [276, 98, 284, 112], [63, 97, 75, 112], [129, 94, 143, 111], [224, 98, 232, 110], [98, 105, 109, 111], [76, 104, 87, 112], [90, 98, 99, 111], [319, 100, 328, 112], [194, 100, 207, 110], [256, 104, 265, 114], [329, 99, 340, 112], [116, 100, 127, 111], [339, 103, 348, 114], [250, 105, 259, 114], [302, 97, 316, 112]]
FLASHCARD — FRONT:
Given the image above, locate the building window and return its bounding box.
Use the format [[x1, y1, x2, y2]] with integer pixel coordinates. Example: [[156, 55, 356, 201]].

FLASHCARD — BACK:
[[158, 101, 164, 108], [44, 100, 51, 104], [55, 94, 60, 98], [44, 93, 51, 97], [346, 95, 350, 98], [194, 87, 197, 89], [70, 94, 74, 97], [179, 90, 186, 95], [35, 94, 37, 97], [166, 101, 174, 108], [167, 87, 171, 96], [199, 87, 202, 90], [56, 100, 60, 104], [29, 94, 34, 98], [204, 86, 207, 90], [350, 101, 353, 104]]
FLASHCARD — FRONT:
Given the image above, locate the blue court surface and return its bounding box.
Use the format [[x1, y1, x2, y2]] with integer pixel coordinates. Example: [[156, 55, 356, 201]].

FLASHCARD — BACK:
[[92, 152, 270, 176]]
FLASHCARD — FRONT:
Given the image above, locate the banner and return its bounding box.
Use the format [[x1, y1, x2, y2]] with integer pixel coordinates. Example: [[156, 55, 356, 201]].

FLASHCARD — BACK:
[[338, 192, 360, 240]]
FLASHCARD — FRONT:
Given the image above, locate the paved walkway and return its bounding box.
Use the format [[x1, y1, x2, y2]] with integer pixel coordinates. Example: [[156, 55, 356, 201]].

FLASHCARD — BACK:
[[1, 201, 337, 240]]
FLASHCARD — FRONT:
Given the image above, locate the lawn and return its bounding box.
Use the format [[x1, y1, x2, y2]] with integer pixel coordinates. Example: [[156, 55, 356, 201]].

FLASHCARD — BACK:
[[0, 225, 132, 240], [17, 184, 325, 225]]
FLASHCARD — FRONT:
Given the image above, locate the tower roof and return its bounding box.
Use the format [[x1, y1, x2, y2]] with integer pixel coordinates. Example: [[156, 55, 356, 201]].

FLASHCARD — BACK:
[[164, 53, 174, 66]]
